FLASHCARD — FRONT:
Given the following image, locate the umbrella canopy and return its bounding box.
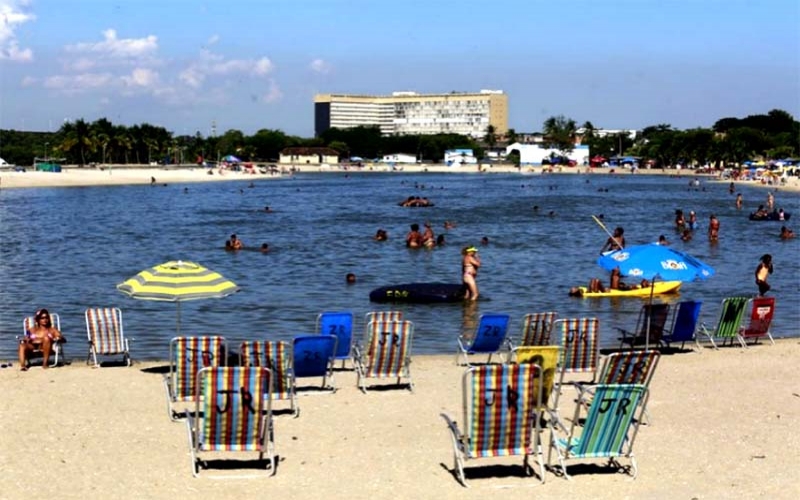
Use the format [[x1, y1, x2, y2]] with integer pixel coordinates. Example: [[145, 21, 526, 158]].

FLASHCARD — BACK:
[[597, 243, 714, 282], [222, 155, 241, 163], [597, 244, 714, 349], [116, 260, 240, 334]]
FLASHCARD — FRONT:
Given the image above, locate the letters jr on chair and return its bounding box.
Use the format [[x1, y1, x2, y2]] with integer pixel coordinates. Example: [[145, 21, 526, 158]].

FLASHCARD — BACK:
[[354, 319, 414, 393], [163, 336, 227, 421], [185, 366, 275, 477], [240, 340, 297, 416]]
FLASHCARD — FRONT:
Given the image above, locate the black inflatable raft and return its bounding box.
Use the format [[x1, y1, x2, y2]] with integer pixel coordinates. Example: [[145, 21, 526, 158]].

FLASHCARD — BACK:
[[369, 283, 466, 303]]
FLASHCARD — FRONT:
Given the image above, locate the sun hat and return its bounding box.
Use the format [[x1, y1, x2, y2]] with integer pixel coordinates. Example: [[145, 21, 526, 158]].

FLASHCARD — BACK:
[[465, 246, 478, 253]]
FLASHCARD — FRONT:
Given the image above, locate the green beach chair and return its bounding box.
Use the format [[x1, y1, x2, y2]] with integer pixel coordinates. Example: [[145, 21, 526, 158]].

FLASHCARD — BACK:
[[163, 336, 227, 421], [354, 320, 414, 392], [441, 363, 546, 487], [548, 384, 649, 480], [186, 366, 275, 477], [240, 340, 297, 416], [697, 296, 750, 348]]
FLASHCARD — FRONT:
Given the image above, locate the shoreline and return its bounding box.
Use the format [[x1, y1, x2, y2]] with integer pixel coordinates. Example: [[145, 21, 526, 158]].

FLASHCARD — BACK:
[[1, 344, 798, 497], [2, 163, 799, 193]]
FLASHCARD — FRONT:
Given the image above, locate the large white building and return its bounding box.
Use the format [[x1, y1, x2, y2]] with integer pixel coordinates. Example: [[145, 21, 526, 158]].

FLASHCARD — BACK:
[[314, 90, 508, 138], [505, 143, 590, 165]]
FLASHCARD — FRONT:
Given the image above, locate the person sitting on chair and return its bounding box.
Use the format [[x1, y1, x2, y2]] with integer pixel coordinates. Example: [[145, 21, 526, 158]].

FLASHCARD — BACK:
[[19, 308, 65, 371]]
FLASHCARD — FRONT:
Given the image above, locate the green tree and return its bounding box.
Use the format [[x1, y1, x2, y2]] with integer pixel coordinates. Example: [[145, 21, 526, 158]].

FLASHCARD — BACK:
[[483, 125, 497, 149], [542, 115, 577, 156]]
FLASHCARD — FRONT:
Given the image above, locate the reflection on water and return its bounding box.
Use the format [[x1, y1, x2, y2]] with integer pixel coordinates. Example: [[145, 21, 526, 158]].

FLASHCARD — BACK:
[[0, 172, 798, 360]]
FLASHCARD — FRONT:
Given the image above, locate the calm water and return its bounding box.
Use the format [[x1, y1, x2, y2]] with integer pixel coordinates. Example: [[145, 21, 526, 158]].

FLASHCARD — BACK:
[[1, 172, 798, 360]]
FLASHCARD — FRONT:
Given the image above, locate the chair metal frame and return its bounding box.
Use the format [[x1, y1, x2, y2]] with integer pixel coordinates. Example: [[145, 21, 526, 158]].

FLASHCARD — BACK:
[[292, 334, 338, 392], [615, 303, 671, 349]]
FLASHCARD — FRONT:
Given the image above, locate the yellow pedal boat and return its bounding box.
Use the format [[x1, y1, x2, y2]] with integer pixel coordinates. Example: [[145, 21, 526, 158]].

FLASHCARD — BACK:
[[570, 280, 682, 298]]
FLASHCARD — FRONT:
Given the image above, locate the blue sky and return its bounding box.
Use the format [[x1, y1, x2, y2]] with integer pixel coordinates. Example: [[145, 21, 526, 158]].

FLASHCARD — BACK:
[[1, 0, 798, 137]]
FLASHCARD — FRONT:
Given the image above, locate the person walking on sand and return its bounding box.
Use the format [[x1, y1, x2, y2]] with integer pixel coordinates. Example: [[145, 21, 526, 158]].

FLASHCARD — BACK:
[[461, 246, 481, 301], [708, 214, 720, 242], [755, 254, 773, 296]]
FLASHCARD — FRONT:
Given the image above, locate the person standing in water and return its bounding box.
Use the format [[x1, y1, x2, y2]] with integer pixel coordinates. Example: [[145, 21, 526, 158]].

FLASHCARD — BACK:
[[708, 215, 720, 242], [461, 246, 481, 301], [755, 254, 773, 296]]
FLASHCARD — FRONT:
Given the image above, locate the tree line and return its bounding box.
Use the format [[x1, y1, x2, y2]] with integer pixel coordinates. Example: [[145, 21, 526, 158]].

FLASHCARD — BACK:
[[1, 108, 796, 167]]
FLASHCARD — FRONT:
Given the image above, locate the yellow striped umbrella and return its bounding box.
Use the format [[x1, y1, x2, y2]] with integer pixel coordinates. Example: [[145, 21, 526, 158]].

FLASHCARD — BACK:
[[116, 260, 240, 335]]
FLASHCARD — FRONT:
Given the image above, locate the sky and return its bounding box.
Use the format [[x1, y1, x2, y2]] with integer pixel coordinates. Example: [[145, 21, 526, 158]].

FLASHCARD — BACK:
[[0, 0, 798, 137]]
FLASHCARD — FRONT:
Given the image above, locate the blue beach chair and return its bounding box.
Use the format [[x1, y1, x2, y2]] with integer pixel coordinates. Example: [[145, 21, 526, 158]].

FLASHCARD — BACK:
[[456, 313, 511, 366], [292, 335, 337, 392], [316, 311, 354, 368], [661, 300, 702, 350]]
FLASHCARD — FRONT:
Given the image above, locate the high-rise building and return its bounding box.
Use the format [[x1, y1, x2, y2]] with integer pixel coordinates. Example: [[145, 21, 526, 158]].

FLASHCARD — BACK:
[[314, 90, 508, 138]]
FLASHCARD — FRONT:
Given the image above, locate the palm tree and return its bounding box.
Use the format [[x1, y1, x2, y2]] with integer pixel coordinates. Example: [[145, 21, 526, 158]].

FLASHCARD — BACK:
[[483, 125, 497, 149], [542, 115, 577, 156], [505, 128, 518, 145]]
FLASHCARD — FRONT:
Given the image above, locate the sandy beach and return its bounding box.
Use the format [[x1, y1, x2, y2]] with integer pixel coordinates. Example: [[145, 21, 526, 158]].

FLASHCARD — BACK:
[[1, 341, 798, 499], [2, 163, 799, 193]]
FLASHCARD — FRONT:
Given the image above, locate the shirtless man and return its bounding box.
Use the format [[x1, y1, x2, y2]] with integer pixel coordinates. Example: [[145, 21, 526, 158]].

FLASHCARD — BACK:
[[780, 226, 795, 240], [19, 309, 65, 370], [707, 215, 719, 242], [755, 254, 773, 296], [229, 234, 243, 250], [405, 224, 422, 248], [461, 246, 481, 300], [421, 222, 435, 248], [600, 227, 625, 253]]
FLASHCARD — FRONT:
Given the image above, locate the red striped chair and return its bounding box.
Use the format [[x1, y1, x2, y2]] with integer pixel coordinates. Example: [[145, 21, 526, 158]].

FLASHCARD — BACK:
[[186, 366, 275, 477], [240, 340, 297, 416], [354, 320, 414, 392], [163, 336, 227, 421], [551, 318, 599, 411], [441, 363, 546, 486], [519, 311, 559, 347], [84, 307, 131, 367]]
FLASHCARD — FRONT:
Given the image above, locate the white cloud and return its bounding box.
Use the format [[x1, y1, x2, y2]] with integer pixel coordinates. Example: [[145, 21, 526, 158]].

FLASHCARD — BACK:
[[261, 79, 282, 103], [43, 73, 114, 92], [310, 58, 331, 74], [179, 50, 274, 88], [206, 34, 220, 46], [0, 0, 36, 61], [122, 67, 159, 88], [65, 29, 158, 63]]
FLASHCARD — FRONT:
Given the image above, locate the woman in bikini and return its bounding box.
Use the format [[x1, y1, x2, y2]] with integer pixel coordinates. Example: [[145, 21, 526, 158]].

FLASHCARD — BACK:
[[19, 308, 65, 370], [461, 246, 481, 301]]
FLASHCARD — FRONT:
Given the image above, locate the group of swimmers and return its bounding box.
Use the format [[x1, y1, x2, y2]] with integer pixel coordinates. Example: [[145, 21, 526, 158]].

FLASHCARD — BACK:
[[224, 234, 270, 253], [405, 222, 441, 248], [398, 196, 433, 207]]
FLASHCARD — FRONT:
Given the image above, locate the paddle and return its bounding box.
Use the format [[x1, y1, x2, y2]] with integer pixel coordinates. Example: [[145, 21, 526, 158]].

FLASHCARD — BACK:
[[592, 215, 624, 252]]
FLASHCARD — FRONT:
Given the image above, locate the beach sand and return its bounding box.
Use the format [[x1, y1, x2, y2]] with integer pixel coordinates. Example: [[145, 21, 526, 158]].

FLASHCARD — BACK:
[[1, 341, 798, 499], [2, 163, 799, 193]]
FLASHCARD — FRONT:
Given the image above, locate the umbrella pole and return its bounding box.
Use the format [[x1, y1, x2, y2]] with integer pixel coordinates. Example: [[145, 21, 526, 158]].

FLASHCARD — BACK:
[[646, 277, 656, 350], [177, 302, 181, 336]]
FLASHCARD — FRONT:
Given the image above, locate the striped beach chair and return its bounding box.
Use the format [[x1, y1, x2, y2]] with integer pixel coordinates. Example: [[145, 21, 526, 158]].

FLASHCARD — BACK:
[[510, 345, 562, 410], [20, 312, 66, 367], [186, 366, 275, 477], [548, 384, 649, 480], [698, 296, 749, 348], [551, 318, 599, 411], [240, 340, 297, 416], [456, 313, 511, 366], [85, 307, 131, 367], [316, 311, 354, 368], [517, 311, 558, 348], [441, 363, 546, 486], [354, 320, 414, 392], [738, 296, 776, 346], [364, 310, 403, 338], [163, 336, 227, 421]]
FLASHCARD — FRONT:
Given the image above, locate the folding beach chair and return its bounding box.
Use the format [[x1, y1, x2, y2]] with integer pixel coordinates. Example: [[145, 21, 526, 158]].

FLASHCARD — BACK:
[[441, 363, 546, 487], [515, 312, 558, 348], [240, 340, 297, 416], [85, 307, 131, 367], [660, 300, 702, 350], [353, 320, 414, 393], [186, 366, 275, 477], [163, 336, 227, 421], [20, 312, 66, 367], [548, 384, 649, 480], [615, 303, 671, 349], [697, 296, 749, 348], [738, 296, 776, 346], [316, 311, 354, 368], [510, 345, 562, 410], [292, 335, 337, 392], [456, 313, 511, 366], [364, 310, 404, 335], [551, 318, 600, 411], [574, 351, 660, 424]]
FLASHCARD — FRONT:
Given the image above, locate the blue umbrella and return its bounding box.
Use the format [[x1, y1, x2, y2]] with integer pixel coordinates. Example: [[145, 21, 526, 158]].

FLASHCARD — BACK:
[[597, 243, 714, 349]]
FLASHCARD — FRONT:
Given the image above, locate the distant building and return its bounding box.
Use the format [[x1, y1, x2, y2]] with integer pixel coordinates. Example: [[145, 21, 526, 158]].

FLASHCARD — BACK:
[[278, 147, 340, 165], [444, 149, 477, 166], [505, 143, 590, 165], [381, 153, 417, 164], [314, 90, 508, 139], [576, 128, 638, 140]]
